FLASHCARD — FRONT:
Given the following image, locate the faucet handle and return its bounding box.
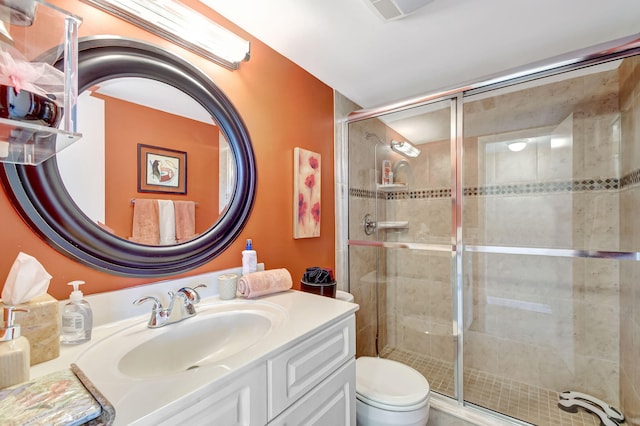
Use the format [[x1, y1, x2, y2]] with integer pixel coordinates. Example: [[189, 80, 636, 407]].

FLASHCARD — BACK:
[[133, 296, 168, 328], [192, 284, 207, 301], [177, 284, 206, 304], [133, 296, 163, 311]]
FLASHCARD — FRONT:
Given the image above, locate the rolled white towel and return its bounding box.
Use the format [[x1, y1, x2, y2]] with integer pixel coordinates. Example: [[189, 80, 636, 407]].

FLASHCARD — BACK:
[[237, 269, 292, 298]]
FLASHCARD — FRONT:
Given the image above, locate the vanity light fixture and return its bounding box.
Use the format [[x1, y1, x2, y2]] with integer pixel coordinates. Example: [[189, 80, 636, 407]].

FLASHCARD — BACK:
[[390, 139, 421, 158], [81, 0, 250, 70], [507, 140, 528, 152]]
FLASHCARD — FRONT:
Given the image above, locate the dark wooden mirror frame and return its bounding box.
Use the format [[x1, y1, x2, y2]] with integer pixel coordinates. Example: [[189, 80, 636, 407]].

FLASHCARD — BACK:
[[0, 36, 257, 277]]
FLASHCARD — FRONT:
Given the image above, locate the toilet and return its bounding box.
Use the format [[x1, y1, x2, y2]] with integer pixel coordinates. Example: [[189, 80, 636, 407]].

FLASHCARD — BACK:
[[336, 290, 431, 426], [355, 357, 430, 426], [336, 290, 355, 303]]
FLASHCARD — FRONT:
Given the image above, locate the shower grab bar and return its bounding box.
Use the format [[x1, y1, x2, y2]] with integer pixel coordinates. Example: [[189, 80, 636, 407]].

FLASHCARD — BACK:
[[559, 391, 624, 422], [558, 398, 621, 426]]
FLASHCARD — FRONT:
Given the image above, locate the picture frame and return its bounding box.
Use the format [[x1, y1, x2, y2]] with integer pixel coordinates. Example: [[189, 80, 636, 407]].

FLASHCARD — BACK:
[[293, 147, 321, 238], [137, 144, 187, 194]]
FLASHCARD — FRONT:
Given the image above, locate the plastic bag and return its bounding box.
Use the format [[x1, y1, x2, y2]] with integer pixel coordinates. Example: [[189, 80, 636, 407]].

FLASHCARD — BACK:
[[0, 42, 63, 102]]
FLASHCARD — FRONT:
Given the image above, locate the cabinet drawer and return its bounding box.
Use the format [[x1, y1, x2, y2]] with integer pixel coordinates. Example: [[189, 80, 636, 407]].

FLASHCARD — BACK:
[[269, 358, 355, 425], [268, 316, 355, 419]]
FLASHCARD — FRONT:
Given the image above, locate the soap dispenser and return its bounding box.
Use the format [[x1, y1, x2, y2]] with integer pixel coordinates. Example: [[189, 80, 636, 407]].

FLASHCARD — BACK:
[[0, 306, 30, 389], [60, 281, 93, 344]]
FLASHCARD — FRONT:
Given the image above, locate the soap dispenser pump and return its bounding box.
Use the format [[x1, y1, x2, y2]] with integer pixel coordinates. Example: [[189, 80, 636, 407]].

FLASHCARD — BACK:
[[60, 281, 93, 345], [0, 306, 30, 389]]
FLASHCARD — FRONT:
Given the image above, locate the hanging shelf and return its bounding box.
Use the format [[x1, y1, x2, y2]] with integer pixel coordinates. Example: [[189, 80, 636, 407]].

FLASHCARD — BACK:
[[376, 183, 407, 192], [0, 1, 82, 165]]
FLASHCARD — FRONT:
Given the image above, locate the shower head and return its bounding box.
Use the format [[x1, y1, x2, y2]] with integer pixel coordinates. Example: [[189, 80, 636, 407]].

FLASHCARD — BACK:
[[365, 132, 384, 145]]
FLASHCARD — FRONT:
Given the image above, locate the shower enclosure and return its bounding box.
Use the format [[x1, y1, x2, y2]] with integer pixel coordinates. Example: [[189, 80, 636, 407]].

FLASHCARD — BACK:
[[344, 35, 640, 426]]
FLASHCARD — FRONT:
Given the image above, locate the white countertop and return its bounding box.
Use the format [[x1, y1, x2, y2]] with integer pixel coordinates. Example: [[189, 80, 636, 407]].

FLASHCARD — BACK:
[[30, 285, 358, 425]]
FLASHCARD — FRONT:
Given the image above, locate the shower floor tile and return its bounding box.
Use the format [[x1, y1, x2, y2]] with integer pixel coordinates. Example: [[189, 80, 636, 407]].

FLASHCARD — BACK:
[[380, 347, 600, 426]]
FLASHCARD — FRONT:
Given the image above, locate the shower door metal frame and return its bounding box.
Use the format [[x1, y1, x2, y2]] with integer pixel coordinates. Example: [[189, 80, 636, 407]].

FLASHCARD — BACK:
[[345, 32, 640, 417]]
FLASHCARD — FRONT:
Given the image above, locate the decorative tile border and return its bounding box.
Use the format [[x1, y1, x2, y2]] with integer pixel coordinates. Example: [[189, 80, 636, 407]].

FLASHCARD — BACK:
[[620, 168, 640, 188], [348, 188, 385, 199], [350, 169, 640, 200]]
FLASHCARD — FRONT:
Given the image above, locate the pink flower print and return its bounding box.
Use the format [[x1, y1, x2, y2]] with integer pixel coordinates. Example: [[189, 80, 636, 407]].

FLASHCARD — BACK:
[[311, 202, 320, 224], [305, 174, 315, 190], [309, 156, 319, 170], [298, 193, 307, 223]]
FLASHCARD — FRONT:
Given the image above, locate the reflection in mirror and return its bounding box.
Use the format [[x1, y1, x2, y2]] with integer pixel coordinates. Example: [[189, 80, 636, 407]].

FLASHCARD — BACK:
[[57, 77, 236, 245]]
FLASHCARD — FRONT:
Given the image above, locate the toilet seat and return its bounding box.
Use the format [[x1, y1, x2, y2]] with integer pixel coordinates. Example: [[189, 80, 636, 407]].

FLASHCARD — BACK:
[[356, 356, 430, 412]]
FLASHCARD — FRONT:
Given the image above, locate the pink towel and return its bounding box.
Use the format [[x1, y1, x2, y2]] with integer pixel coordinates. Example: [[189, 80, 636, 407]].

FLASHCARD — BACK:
[[237, 269, 293, 299], [174, 200, 197, 243], [128, 199, 159, 245]]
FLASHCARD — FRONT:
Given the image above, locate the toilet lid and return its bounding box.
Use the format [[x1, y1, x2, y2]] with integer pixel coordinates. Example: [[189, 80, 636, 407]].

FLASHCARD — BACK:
[[336, 290, 354, 303], [356, 357, 430, 410]]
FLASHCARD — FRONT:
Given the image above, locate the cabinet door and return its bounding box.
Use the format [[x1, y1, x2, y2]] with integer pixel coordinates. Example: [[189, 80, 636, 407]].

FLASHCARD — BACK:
[[154, 364, 268, 426], [268, 316, 356, 419], [269, 359, 355, 426]]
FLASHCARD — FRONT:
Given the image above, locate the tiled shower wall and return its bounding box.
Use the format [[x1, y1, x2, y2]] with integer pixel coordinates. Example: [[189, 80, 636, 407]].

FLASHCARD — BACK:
[[348, 117, 389, 358], [348, 56, 640, 417]]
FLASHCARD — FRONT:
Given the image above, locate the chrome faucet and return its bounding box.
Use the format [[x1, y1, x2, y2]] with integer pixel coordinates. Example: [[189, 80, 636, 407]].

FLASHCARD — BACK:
[[133, 284, 207, 328]]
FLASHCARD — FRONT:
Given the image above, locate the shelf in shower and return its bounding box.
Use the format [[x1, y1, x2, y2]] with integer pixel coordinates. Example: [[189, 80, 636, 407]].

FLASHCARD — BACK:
[[377, 221, 409, 230], [376, 183, 407, 192]]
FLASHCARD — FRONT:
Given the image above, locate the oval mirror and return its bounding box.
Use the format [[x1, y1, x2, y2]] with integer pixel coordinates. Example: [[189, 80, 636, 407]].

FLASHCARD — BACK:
[[0, 36, 257, 277]]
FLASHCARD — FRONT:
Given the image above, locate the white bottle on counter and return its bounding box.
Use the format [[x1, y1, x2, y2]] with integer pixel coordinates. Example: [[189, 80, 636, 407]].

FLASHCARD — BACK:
[[60, 281, 93, 344], [0, 306, 30, 389], [242, 239, 257, 275]]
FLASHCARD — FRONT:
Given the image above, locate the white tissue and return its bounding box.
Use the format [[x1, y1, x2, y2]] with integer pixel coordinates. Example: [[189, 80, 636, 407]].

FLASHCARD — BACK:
[[1, 252, 52, 305]]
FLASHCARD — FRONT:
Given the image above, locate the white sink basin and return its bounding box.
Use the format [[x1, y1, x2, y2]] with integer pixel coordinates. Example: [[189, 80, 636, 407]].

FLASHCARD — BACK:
[[119, 310, 272, 378], [76, 300, 287, 379]]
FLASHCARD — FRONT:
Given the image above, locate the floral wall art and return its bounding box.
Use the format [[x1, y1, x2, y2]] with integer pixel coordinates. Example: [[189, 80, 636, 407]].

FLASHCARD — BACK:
[[294, 148, 321, 238]]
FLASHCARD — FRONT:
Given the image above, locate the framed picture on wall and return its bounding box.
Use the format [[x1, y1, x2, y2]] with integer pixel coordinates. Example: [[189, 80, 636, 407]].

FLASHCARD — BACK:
[[138, 144, 187, 194], [293, 147, 321, 238]]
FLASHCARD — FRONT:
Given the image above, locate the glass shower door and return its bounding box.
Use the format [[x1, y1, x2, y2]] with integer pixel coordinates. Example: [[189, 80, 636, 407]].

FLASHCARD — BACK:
[[348, 99, 457, 399], [461, 59, 630, 425]]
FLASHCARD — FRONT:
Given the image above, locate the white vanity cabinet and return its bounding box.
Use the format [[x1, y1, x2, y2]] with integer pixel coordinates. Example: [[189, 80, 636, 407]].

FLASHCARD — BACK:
[[138, 314, 356, 426], [31, 288, 359, 426], [152, 364, 268, 426], [268, 315, 356, 425]]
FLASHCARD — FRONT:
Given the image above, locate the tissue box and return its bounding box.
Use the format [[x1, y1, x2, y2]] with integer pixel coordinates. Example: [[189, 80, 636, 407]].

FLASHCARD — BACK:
[[1, 294, 60, 365]]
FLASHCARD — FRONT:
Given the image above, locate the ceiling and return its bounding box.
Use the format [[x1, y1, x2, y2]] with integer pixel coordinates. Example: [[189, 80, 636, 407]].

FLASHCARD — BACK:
[[200, 0, 640, 109]]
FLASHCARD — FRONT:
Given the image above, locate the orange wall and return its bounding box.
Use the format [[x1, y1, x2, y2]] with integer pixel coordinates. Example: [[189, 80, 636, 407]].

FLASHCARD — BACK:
[[0, 0, 335, 300]]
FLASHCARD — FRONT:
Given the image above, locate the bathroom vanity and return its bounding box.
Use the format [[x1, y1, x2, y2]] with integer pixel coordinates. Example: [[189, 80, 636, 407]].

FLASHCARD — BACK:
[[29, 271, 358, 425]]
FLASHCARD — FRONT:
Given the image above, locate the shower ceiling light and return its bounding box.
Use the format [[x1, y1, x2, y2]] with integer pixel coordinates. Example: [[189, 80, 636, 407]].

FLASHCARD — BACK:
[[81, 0, 250, 70], [507, 140, 527, 152], [391, 140, 421, 157]]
